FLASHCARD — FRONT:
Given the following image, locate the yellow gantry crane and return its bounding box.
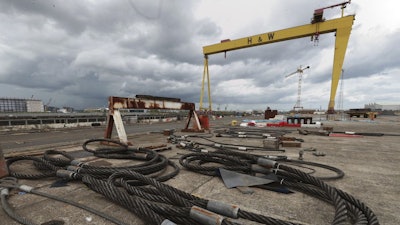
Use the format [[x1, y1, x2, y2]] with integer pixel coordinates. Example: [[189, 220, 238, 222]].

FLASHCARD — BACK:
[[285, 65, 310, 111], [199, 1, 353, 113]]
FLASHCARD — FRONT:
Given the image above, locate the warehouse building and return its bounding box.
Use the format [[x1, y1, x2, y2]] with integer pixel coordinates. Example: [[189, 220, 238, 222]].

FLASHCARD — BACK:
[[0, 98, 44, 113], [365, 103, 400, 111]]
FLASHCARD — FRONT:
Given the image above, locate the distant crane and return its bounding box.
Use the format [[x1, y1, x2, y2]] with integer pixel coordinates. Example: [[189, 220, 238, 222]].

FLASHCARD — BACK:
[[44, 98, 52, 112], [285, 65, 310, 111], [337, 69, 345, 119]]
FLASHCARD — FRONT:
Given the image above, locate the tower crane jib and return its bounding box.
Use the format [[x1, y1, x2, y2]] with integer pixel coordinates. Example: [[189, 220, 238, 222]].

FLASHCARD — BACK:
[[285, 66, 310, 111]]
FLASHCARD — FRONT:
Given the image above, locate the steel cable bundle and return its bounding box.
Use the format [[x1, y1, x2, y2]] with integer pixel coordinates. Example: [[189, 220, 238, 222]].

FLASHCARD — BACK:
[[179, 150, 379, 225], [0, 177, 130, 225], [169, 134, 285, 152], [2, 139, 182, 225], [2, 137, 380, 225], [4, 139, 300, 225], [6, 139, 180, 182], [91, 169, 301, 225]]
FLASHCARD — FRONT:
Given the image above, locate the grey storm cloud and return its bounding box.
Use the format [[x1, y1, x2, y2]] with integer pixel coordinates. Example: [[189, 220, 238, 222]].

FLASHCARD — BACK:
[[0, 0, 399, 111]]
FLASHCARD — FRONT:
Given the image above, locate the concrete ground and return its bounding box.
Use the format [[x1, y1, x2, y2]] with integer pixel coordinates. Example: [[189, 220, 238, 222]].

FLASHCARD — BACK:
[[0, 115, 399, 225]]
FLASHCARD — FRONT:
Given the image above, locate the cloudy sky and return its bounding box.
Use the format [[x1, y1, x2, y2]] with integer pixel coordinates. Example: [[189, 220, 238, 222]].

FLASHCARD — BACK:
[[0, 0, 399, 111]]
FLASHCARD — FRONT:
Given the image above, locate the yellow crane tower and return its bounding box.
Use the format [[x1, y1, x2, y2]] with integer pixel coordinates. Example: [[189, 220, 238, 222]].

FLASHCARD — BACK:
[[285, 65, 310, 111], [199, 1, 353, 114]]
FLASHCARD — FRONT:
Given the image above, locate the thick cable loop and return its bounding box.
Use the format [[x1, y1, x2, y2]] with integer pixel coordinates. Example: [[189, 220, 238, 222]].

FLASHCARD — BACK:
[[83, 175, 225, 225], [0, 177, 131, 225], [179, 151, 380, 225], [3, 136, 380, 225], [189, 135, 286, 152], [179, 152, 252, 176], [43, 149, 74, 167], [6, 156, 59, 179], [82, 138, 129, 153], [277, 163, 378, 225]]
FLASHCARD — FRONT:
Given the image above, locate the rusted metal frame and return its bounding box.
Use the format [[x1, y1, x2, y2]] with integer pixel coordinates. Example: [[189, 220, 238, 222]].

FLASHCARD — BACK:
[[104, 96, 200, 144], [107, 96, 195, 111]]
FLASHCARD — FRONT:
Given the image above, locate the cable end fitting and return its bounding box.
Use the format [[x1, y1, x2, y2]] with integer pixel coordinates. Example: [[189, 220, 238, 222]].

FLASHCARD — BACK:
[[251, 164, 273, 174], [70, 160, 86, 167], [207, 200, 239, 219], [18, 184, 34, 193], [160, 219, 177, 225], [67, 166, 82, 173], [1, 188, 9, 196], [257, 158, 277, 168], [56, 170, 77, 180], [190, 206, 225, 225], [179, 142, 187, 148]]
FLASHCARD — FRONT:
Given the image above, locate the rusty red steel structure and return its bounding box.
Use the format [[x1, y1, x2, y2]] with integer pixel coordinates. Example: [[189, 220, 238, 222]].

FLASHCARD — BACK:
[[107, 95, 195, 112], [104, 96, 203, 144], [0, 144, 8, 178]]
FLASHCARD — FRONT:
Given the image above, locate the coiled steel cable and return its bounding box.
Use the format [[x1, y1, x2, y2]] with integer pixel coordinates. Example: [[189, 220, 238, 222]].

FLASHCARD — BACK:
[[78, 138, 179, 181], [0, 177, 130, 225], [43, 150, 74, 167], [6, 156, 60, 179], [179, 151, 379, 225], [4, 139, 182, 225], [4, 137, 379, 225], [84, 175, 244, 225], [108, 170, 303, 225], [269, 161, 378, 225], [0, 177, 37, 225], [214, 148, 344, 180], [185, 135, 285, 152]]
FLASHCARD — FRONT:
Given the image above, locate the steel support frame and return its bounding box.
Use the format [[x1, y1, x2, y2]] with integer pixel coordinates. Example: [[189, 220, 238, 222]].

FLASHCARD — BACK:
[[104, 96, 201, 144]]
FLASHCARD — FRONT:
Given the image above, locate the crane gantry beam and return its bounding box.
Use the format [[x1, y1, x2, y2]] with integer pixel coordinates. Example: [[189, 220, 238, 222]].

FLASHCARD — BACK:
[[200, 14, 355, 113]]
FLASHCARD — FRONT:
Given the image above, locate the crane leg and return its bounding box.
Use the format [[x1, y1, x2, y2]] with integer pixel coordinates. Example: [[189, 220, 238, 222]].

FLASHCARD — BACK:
[[328, 26, 352, 114]]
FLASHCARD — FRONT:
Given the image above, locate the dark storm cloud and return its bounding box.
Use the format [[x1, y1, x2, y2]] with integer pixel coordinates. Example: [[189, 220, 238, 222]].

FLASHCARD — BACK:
[[1, 0, 88, 34], [0, 0, 398, 111]]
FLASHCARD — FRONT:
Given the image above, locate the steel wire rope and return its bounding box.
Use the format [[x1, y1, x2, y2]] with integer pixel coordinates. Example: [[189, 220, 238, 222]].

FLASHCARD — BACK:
[[5, 139, 182, 225], [0, 177, 131, 225], [214, 148, 344, 180], [107, 170, 301, 225], [188, 135, 285, 152], [275, 163, 379, 225], [0, 177, 37, 225], [179, 151, 340, 223], [179, 152, 378, 225], [179, 152, 252, 176], [82, 175, 167, 225], [279, 167, 350, 225], [43, 149, 74, 167], [75, 138, 180, 181], [6, 140, 178, 183], [6, 156, 60, 179], [213, 127, 291, 135], [1, 193, 37, 225], [84, 175, 244, 225], [278, 179, 368, 224]]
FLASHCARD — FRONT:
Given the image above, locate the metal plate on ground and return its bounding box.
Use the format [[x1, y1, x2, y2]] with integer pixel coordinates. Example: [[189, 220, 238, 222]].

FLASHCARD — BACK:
[[218, 168, 274, 188]]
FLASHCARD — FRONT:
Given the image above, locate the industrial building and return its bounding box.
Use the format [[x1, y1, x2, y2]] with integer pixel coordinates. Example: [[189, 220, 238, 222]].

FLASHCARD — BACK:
[[0, 98, 44, 113], [365, 103, 400, 111]]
